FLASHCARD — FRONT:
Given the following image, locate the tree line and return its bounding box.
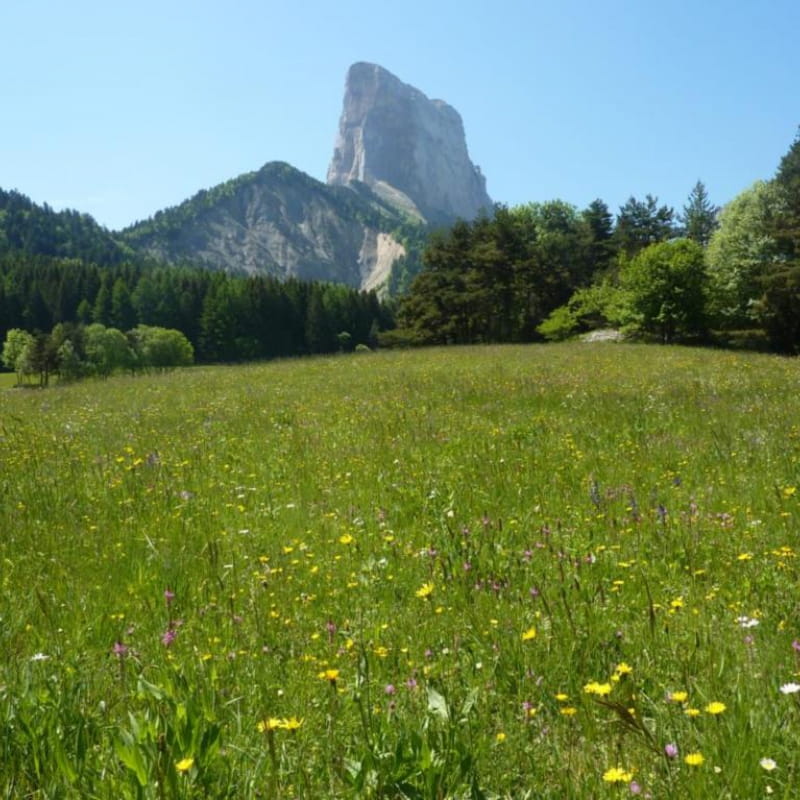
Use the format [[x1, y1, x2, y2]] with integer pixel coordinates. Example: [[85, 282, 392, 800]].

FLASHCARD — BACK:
[[0, 253, 394, 374], [395, 130, 800, 353]]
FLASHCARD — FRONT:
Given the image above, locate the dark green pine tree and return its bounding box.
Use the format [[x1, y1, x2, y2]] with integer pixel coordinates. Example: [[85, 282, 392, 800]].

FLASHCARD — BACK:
[[582, 199, 616, 273], [92, 276, 112, 325], [614, 195, 676, 256], [680, 180, 719, 246], [110, 278, 137, 331], [758, 129, 800, 352]]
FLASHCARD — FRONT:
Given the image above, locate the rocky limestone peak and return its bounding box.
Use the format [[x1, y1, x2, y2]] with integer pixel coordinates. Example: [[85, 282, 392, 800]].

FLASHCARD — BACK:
[[327, 62, 492, 224]]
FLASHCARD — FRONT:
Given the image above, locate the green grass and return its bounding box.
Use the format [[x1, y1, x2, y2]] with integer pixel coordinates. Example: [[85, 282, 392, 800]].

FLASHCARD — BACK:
[[2, 343, 800, 798]]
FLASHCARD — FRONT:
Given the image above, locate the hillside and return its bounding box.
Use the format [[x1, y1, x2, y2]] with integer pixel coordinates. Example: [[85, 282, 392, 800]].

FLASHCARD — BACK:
[[120, 161, 420, 289]]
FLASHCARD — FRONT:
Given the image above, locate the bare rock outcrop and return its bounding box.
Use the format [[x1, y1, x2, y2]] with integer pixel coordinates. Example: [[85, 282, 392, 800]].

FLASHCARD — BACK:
[[328, 62, 492, 224]]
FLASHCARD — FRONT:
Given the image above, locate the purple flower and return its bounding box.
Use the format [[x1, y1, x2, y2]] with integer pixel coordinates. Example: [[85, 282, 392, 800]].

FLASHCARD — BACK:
[[384, 684, 396, 696], [112, 641, 128, 657], [792, 639, 800, 653], [664, 743, 678, 759], [164, 588, 175, 605], [629, 781, 642, 795], [405, 677, 418, 690], [161, 628, 176, 647]]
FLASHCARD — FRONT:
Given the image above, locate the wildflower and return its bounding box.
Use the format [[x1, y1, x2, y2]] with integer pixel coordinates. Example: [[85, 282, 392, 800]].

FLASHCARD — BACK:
[[161, 628, 176, 647], [384, 684, 396, 696], [338, 534, 354, 545], [175, 757, 194, 772], [415, 582, 434, 599], [112, 641, 128, 657], [705, 701, 726, 715], [614, 662, 633, 676], [629, 781, 642, 795], [668, 690, 688, 703], [30, 652, 49, 662], [555, 693, 569, 702], [664, 743, 679, 759], [164, 588, 175, 605], [780, 682, 800, 694], [496, 732, 506, 743], [684, 752, 704, 766], [584, 681, 612, 696], [405, 677, 418, 690], [603, 767, 634, 783], [792, 639, 800, 653], [760, 758, 777, 771], [684, 707, 701, 717], [282, 716, 303, 731], [521, 627, 537, 641], [560, 706, 578, 716], [257, 717, 284, 732], [318, 668, 339, 682]]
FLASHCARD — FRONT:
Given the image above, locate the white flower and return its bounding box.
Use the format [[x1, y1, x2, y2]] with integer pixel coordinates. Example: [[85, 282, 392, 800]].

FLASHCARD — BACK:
[[760, 758, 777, 771], [30, 652, 50, 662], [735, 615, 759, 628], [780, 682, 800, 694]]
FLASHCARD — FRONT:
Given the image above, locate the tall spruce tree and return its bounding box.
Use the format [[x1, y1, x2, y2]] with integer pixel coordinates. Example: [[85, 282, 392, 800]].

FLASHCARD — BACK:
[[680, 180, 719, 246]]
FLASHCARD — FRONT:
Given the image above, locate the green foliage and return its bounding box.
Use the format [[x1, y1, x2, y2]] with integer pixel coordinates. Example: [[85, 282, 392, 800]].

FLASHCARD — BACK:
[[619, 239, 707, 342], [536, 282, 625, 341], [615, 194, 676, 257], [398, 202, 608, 345], [706, 181, 781, 327], [680, 180, 719, 246]]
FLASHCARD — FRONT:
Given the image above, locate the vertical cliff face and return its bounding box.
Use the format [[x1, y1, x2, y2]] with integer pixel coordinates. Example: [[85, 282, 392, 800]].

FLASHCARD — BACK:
[[327, 62, 492, 224]]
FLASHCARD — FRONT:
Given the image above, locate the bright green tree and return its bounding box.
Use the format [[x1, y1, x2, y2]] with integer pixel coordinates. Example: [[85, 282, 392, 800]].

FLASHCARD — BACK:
[[620, 239, 707, 342]]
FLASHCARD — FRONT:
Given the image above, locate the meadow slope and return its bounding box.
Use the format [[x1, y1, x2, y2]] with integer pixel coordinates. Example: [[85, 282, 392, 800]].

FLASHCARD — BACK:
[[1, 343, 799, 798]]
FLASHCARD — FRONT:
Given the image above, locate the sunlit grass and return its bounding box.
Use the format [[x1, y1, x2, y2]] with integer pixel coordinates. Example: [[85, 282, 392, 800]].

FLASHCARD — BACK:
[[1, 343, 800, 798]]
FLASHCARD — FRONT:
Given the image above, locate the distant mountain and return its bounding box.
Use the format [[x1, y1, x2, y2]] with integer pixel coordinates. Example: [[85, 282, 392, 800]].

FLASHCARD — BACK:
[[1, 63, 490, 292], [328, 62, 492, 224], [121, 162, 416, 290]]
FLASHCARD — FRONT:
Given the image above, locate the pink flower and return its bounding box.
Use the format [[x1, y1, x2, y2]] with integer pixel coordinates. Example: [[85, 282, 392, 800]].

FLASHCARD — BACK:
[[112, 641, 128, 657], [161, 628, 176, 647]]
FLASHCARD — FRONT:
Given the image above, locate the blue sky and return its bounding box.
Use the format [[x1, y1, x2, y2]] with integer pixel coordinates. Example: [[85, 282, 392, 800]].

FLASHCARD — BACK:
[[2, 0, 799, 231]]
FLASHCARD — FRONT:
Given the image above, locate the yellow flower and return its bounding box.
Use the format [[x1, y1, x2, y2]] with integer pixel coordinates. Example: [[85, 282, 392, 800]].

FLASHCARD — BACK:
[[705, 701, 726, 715], [338, 534, 354, 545], [670, 597, 684, 610], [668, 690, 688, 703], [560, 706, 578, 716], [521, 627, 537, 641], [685, 707, 701, 717], [583, 681, 612, 696], [415, 582, 434, 599], [684, 752, 704, 766], [257, 717, 283, 732], [555, 693, 569, 702], [602, 766, 634, 783], [495, 732, 506, 743], [614, 662, 633, 676], [318, 668, 340, 682], [282, 716, 303, 731], [175, 757, 194, 772]]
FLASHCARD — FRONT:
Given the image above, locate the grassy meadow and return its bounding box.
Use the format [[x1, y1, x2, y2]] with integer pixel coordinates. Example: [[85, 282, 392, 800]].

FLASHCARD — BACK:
[[2, 342, 800, 798]]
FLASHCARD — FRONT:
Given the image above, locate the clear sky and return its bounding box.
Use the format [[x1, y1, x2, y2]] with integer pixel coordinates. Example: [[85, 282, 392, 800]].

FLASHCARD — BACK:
[[2, 0, 799, 231]]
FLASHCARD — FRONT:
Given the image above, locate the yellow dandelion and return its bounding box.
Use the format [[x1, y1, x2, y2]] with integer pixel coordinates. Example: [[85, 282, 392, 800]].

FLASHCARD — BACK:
[[555, 693, 569, 702], [257, 717, 283, 733], [495, 731, 506, 743], [602, 766, 634, 783], [521, 627, 537, 641], [318, 668, 340, 682], [668, 690, 688, 703], [685, 707, 701, 717], [338, 534, 354, 545], [560, 706, 578, 716], [415, 582, 434, 599], [583, 681, 613, 696], [282, 716, 303, 731], [705, 701, 726, 715], [175, 757, 194, 773], [684, 752, 704, 766], [614, 662, 633, 676]]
